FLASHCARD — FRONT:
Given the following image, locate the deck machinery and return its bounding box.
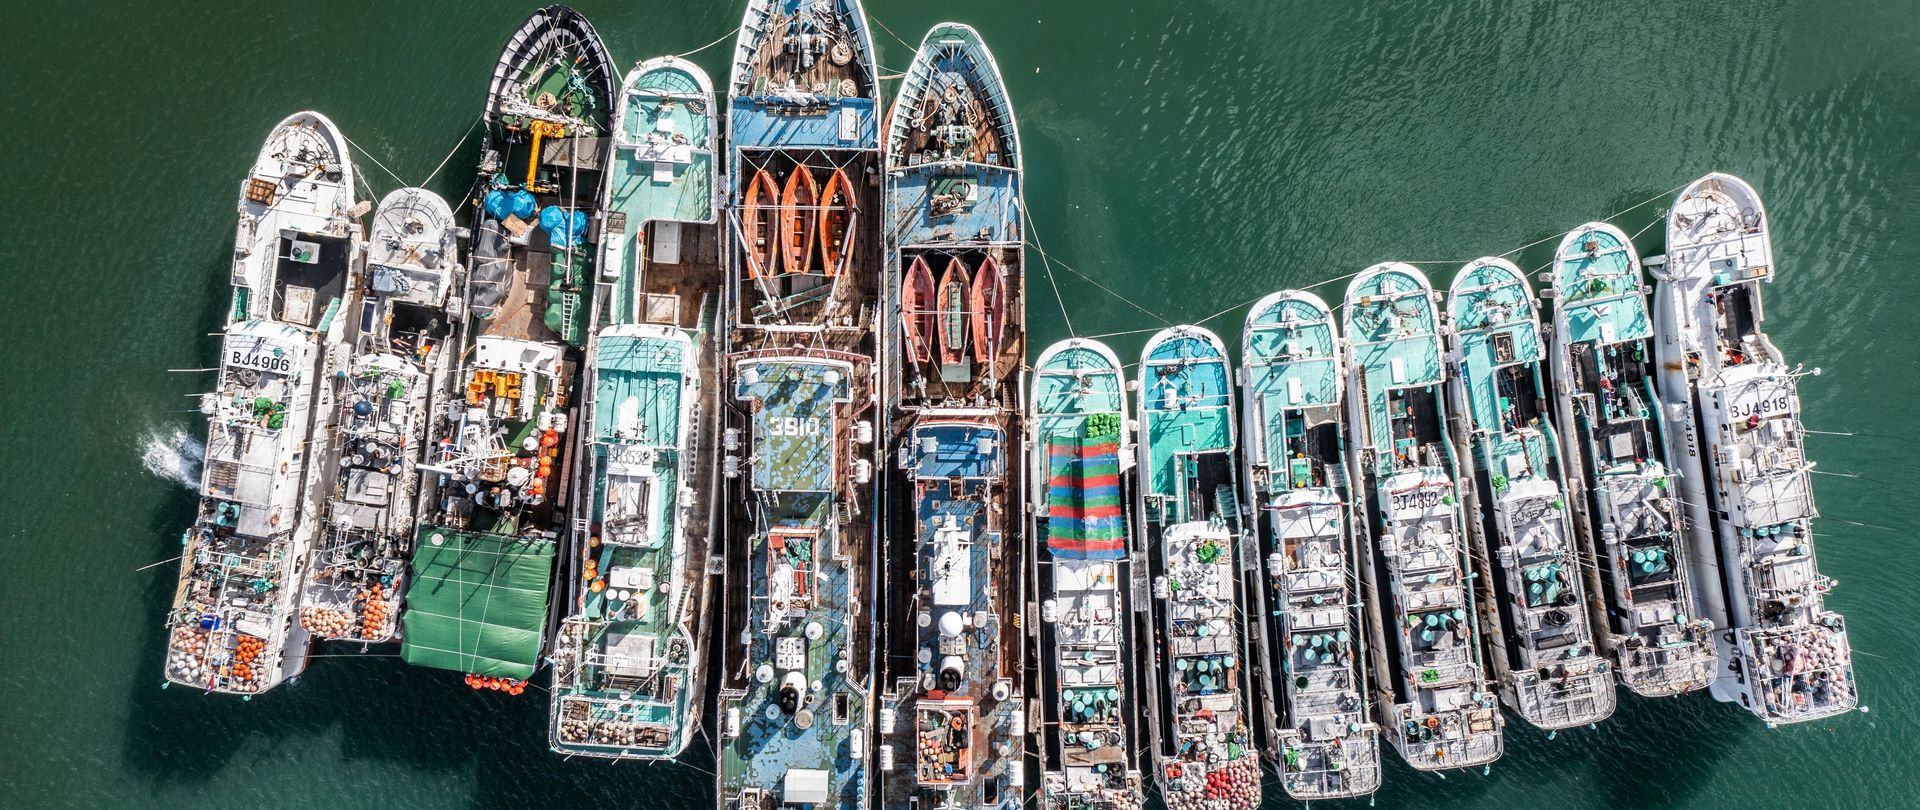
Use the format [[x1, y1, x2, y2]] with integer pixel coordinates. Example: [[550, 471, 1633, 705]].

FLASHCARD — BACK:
[[1447, 258, 1616, 730], [1651, 173, 1857, 724], [1030, 340, 1148, 810], [1238, 290, 1382, 800], [166, 111, 363, 695], [1136, 325, 1262, 810], [1341, 263, 1504, 771], [877, 23, 1028, 810], [1548, 222, 1718, 697], [400, 4, 616, 687], [715, 2, 883, 808], [548, 55, 724, 760]]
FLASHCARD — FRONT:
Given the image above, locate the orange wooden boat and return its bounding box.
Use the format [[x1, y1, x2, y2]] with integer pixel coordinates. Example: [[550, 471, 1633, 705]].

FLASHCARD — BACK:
[[743, 169, 780, 278], [818, 167, 856, 276], [937, 257, 970, 367], [970, 256, 1004, 364], [780, 167, 819, 276], [901, 256, 936, 364]]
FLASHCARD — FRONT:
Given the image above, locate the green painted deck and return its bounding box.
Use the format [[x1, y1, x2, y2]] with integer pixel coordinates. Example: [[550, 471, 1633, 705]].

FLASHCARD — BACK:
[[611, 68, 716, 226], [545, 250, 593, 345], [1555, 226, 1651, 347], [1448, 260, 1548, 476], [1140, 331, 1233, 520], [1346, 268, 1442, 458], [1033, 343, 1126, 441], [400, 529, 557, 679], [1243, 294, 1339, 495], [591, 334, 685, 448]]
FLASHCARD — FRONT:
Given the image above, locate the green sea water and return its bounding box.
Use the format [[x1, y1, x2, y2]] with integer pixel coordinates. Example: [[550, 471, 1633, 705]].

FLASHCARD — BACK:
[[3, 1, 1916, 807]]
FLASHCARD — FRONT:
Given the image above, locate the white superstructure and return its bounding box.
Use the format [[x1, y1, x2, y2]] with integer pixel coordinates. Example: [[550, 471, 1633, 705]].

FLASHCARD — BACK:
[[1651, 173, 1857, 724]]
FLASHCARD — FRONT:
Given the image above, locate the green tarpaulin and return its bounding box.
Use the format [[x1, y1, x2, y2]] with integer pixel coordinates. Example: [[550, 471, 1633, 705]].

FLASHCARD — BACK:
[[400, 529, 556, 679]]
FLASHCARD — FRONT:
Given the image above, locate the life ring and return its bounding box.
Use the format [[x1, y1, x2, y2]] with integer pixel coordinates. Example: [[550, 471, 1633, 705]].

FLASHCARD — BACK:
[[269, 510, 281, 528]]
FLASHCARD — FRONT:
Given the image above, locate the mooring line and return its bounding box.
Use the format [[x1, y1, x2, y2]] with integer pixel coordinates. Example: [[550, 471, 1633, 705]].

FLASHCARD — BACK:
[[419, 114, 484, 189]]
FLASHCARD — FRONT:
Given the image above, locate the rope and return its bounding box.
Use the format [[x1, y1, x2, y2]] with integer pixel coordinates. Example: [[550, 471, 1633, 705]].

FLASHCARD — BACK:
[[341, 132, 407, 190], [676, 25, 742, 59], [1027, 213, 1172, 328], [870, 12, 917, 51], [420, 114, 484, 189], [1192, 267, 1370, 328], [1080, 327, 1162, 340], [1023, 203, 1076, 336], [1496, 181, 1688, 259], [1088, 179, 1693, 332]]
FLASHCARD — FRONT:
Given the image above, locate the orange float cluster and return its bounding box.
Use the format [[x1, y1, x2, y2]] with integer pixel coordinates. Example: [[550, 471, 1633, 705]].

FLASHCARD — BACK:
[[358, 585, 395, 638], [465, 674, 527, 695]]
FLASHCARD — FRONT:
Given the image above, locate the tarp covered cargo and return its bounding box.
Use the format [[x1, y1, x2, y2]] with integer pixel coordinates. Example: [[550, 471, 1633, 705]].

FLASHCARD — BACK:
[[400, 528, 556, 679]]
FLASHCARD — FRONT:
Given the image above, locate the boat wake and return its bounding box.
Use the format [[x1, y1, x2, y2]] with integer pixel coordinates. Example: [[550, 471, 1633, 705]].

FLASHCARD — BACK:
[[141, 424, 203, 490]]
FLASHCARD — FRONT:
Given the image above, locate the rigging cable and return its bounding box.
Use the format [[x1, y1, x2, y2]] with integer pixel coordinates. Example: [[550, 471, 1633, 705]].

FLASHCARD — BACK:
[[1027, 212, 1174, 328], [419, 114, 485, 189], [869, 12, 918, 51], [1022, 203, 1077, 337], [676, 25, 744, 59], [1188, 181, 1692, 329], [341, 132, 408, 191]]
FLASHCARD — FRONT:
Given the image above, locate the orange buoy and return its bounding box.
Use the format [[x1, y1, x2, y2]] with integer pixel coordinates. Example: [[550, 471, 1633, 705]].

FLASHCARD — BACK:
[[591, 578, 606, 593]]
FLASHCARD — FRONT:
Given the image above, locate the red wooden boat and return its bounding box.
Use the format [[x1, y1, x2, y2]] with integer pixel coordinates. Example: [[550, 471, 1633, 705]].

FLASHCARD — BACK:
[[818, 167, 855, 277], [743, 169, 780, 278], [970, 256, 1004, 364], [937, 257, 970, 367], [780, 167, 819, 276], [901, 256, 936, 364]]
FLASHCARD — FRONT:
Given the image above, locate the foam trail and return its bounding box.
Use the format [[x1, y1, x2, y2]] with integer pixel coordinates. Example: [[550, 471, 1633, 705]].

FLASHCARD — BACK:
[[142, 424, 204, 490]]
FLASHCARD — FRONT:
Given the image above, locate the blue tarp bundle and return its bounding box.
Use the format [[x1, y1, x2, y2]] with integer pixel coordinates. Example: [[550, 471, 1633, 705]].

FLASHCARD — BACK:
[[539, 205, 588, 248]]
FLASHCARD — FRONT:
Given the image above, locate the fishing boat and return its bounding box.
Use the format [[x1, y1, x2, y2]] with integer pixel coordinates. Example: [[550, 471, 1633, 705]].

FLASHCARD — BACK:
[[1030, 339, 1146, 810], [1548, 222, 1717, 697], [549, 55, 722, 759], [399, 5, 615, 691], [878, 23, 1027, 810], [1238, 290, 1382, 800], [1341, 263, 1503, 770], [716, 1, 880, 806], [1137, 325, 1262, 810], [1650, 173, 1857, 724], [1447, 258, 1617, 730], [298, 187, 461, 644], [165, 111, 363, 694]]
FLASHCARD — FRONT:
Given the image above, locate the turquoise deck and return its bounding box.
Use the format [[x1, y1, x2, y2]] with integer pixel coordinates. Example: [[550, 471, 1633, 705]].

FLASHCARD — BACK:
[[1032, 344, 1125, 439], [1244, 294, 1339, 495], [1346, 268, 1443, 461], [1140, 333, 1233, 515], [1449, 260, 1548, 475], [592, 335, 685, 452], [1554, 226, 1651, 347], [553, 328, 695, 757], [610, 65, 717, 227], [603, 61, 716, 328]]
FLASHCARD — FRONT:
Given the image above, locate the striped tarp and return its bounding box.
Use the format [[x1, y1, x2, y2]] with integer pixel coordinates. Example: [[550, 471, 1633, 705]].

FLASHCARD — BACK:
[[1047, 423, 1126, 560]]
